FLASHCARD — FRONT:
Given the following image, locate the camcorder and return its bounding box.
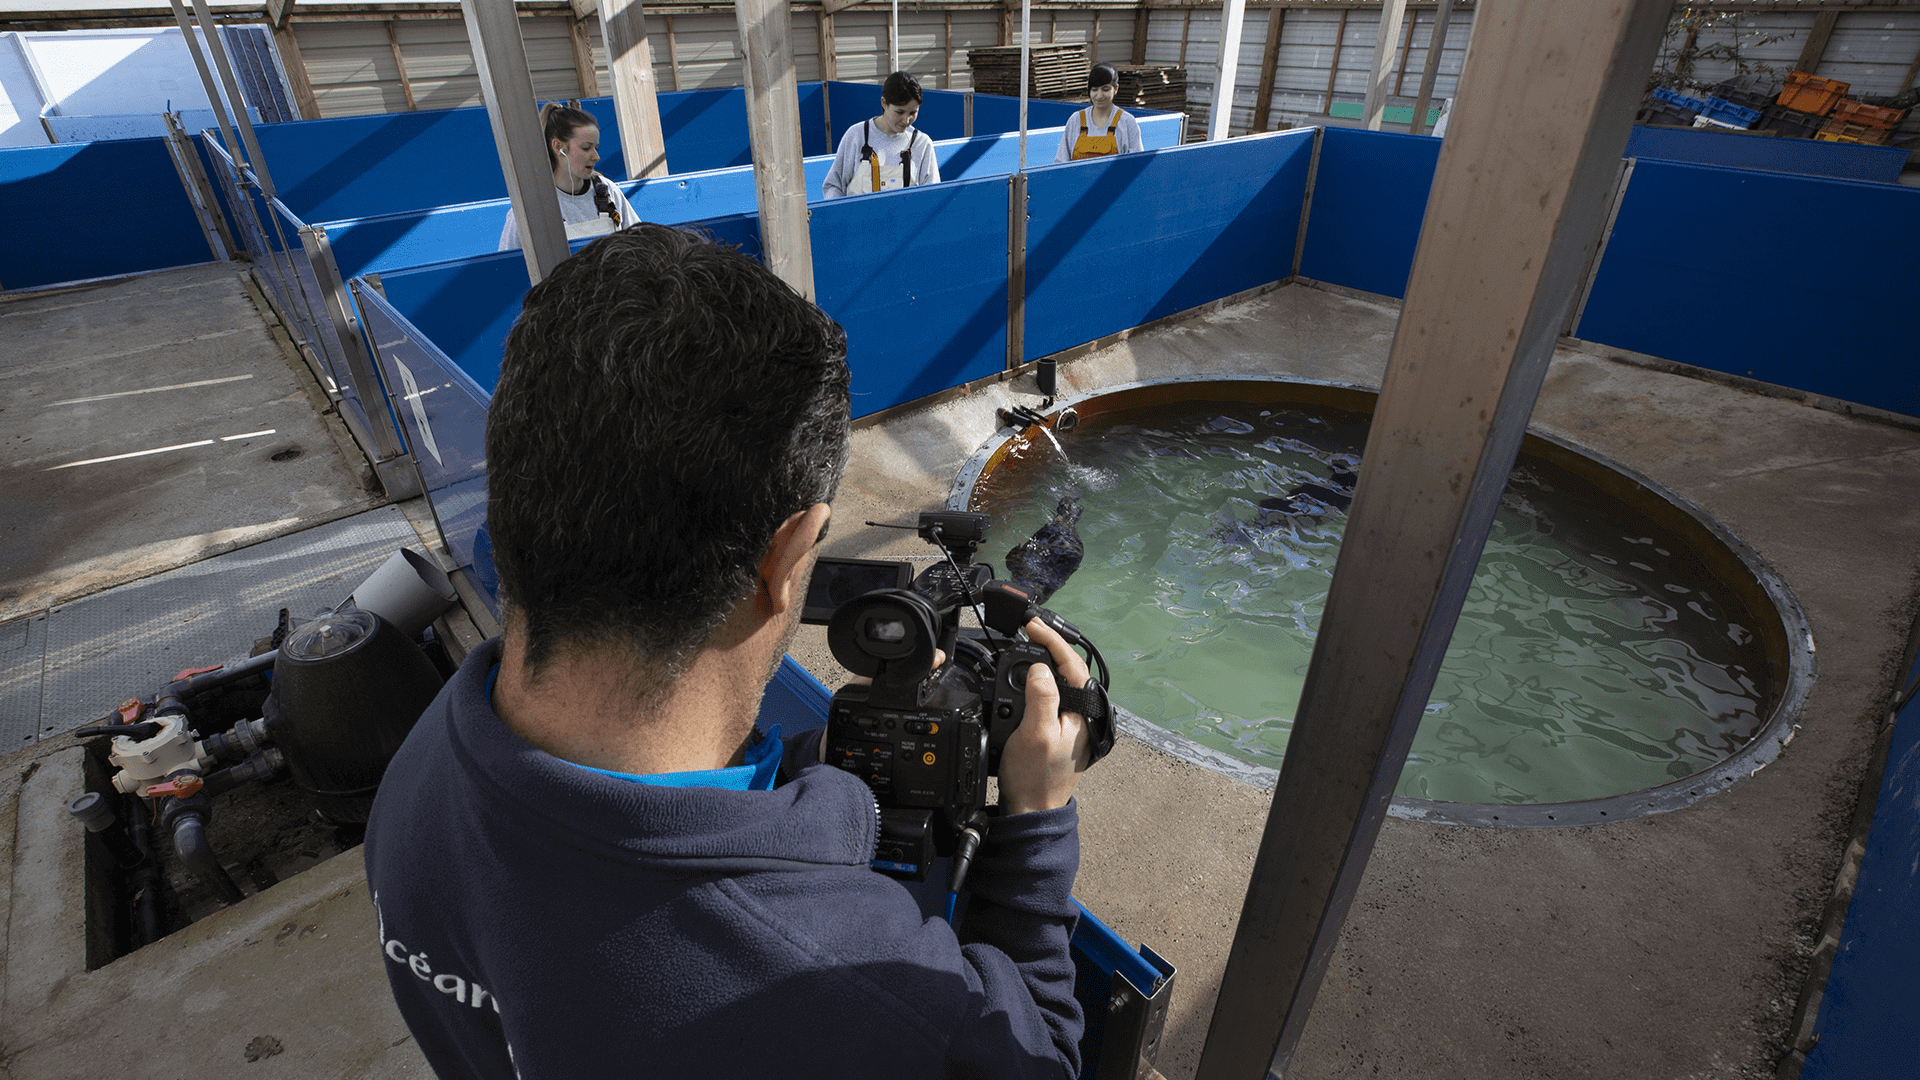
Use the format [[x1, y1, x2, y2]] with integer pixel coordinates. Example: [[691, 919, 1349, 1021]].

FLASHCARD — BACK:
[[803, 511, 1114, 893]]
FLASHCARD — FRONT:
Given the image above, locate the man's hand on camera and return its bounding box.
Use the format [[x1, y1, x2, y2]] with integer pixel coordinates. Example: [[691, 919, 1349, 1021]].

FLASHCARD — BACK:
[[998, 618, 1093, 816]]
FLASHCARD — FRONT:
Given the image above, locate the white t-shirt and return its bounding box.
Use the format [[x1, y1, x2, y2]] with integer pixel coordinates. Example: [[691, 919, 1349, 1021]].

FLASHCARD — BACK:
[[1052, 107, 1145, 163], [821, 119, 941, 199], [498, 174, 642, 251]]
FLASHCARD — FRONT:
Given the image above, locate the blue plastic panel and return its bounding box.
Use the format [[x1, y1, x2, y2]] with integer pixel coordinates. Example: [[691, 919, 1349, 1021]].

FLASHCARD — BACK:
[[1575, 160, 1919, 418], [1024, 130, 1314, 362], [1296, 126, 1440, 300], [0, 139, 214, 290], [811, 175, 1011, 416], [1800, 672, 1920, 1079], [1623, 124, 1908, 184]]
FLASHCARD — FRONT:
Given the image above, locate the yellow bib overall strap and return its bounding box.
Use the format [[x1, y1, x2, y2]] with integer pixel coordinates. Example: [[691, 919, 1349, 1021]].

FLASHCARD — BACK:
[[853, 121, 913, 194], [1071, 108, 1122, 160]]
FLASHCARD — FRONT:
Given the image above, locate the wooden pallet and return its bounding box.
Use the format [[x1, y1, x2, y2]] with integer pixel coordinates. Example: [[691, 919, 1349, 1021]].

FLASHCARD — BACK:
[[1112, 64, 1187, 112], [967, 44, 1090, 100]]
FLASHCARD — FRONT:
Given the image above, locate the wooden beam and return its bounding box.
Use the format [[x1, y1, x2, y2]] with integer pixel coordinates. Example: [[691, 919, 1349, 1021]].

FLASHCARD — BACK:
[[665, 12, 682, 90], [1252, 4, 1283, 133], [1796, 9, 1838, 72], [734, 0, 814, 299], [1322, 7, 1346, 114], [601, 0, 669, 178], [1208, 0, 1248, 140], [818, 10, 836, 82], [1177, 7, 1191, 66], [1132, 4, 1147, 65], [569, 9, 600, 95], [1407, 0, 1454, 135], [1360, 0, 1407, 129], [569, 0, 596, 17], [1901, 36, 1920, 94], [821, 0, 862, 15], [1391, 8, 1415, 95], [267, 0, 294, 29], [386, 19, 418, 110], [1092, 9, 1100, 65], [945, 9, 954, 85], [272, 23, 321, 119]]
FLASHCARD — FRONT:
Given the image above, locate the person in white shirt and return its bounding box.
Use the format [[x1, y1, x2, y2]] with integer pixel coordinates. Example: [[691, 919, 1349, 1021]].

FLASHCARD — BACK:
[[1053, 64, 1145, 163], [821, 71, 941, 199], [500, 102, 642, 251]]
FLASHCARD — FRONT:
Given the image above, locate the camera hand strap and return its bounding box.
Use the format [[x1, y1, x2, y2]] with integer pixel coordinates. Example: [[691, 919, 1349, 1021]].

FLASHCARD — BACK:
[[1055, 679, 1115, 765]]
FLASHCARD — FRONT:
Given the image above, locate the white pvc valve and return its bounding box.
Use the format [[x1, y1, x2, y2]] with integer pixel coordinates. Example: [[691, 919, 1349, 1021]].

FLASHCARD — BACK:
[[108, 715, 215, 794]]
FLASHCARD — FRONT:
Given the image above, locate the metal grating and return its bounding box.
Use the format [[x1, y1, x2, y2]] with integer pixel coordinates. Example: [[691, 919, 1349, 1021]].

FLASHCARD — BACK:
[[24, 506, 420, 741]]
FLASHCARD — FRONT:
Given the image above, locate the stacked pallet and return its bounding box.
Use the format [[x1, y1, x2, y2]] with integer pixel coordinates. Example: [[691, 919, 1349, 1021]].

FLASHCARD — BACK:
[[967, 44, 1089, 100], [1112, 64, 1187, 112]]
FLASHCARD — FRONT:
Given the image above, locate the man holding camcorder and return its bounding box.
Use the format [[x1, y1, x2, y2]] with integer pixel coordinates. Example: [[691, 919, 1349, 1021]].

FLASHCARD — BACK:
[[364, 224, 1099, 1078]]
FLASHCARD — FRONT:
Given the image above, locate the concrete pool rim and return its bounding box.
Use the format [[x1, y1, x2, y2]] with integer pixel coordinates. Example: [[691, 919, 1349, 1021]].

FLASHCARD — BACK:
[[947, 375, 1818, 829]]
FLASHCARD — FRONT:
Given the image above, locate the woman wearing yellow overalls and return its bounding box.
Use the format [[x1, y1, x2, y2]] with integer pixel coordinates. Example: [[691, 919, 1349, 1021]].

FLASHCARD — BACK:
[[1053, 64, 1145, 163], [821, 72, 942, 199]]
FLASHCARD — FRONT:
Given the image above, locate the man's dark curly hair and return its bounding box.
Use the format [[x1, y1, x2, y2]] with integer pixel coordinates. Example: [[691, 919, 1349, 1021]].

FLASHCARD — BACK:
[[485, 224, 850, 686]]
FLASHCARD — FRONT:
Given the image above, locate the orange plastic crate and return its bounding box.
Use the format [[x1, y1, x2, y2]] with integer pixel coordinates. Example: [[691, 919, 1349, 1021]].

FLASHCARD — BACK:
[[1815, 118, 1893, 145], [1830, 98, 1907, 131], [1777, 71, 1850, 116]]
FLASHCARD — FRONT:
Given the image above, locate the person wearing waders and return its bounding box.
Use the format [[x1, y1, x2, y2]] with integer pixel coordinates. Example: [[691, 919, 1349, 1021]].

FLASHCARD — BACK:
[[822, 71, 941, 199], [1053, 63, 1145, 162]]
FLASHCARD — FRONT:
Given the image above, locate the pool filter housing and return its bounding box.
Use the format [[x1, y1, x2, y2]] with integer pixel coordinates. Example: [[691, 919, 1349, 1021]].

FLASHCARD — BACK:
[[266, 608, 444, 822]]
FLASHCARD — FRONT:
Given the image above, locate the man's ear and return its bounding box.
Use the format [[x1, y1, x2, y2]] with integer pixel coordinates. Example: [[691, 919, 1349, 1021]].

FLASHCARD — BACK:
[[759, 502, 832, 616]]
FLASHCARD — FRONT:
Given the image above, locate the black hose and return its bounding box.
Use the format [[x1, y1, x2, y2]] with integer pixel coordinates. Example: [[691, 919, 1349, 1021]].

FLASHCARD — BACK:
[[201, 748, 286, 798], [171, 813, 245, 906], [124, 793, 161, 947], [156, 651, 278, 715]]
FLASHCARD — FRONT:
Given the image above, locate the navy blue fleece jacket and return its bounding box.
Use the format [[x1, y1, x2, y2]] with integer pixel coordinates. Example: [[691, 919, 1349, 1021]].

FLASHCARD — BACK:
[[364, 639, 1084, 1078]]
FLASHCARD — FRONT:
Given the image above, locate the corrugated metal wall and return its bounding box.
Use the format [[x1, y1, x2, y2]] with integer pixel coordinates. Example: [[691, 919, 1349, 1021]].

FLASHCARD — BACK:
[[280, 4, 1920, 135]]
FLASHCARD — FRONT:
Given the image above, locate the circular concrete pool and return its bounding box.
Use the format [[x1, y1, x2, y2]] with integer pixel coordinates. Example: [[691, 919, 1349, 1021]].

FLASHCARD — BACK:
[[950, 378, 1814, 826]]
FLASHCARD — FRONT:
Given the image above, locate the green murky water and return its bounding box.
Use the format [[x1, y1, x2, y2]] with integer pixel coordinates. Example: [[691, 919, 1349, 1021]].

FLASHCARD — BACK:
[[969, 402, 1768, 805]]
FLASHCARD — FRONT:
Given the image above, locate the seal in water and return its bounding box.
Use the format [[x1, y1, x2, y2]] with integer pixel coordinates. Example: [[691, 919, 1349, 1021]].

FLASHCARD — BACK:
[[1258, 469, 1358, 517], [1005, 496, 1085, 604]]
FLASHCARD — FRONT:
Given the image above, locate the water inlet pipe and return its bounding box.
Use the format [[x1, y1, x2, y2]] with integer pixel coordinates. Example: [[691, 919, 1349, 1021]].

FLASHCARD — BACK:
[[160, 779, 246, 907]]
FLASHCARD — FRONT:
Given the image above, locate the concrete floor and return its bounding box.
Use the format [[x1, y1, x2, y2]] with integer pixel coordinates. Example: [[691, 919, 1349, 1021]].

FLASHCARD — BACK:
[[0, 263, 384, 624], [2, 277, 1916, 1079], [791, 282, 1920, 1078]]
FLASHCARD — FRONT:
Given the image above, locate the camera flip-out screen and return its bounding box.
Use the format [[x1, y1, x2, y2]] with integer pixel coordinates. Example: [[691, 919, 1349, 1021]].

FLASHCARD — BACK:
[[802, 557, 914, 625]]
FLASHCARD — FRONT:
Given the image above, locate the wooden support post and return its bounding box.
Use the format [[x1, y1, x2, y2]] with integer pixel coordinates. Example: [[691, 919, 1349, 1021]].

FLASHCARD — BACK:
[[1392, 10, 1416, 96], [1132, 5, 1148, 65], [1252, 4, 1283, 133], [600, 0, 669, 178], [387, 20, 418, 110], [1208, 0, 1249, 141], [1360, 0, 1408, 129], [665, 13, 683, 90], [734, 0, 814, 300], [1901, 38, 1920, 94], [1178, 8, 1191, 67], [1323, 8, 1347, 115], [817, 11, 835, 83], [569, 11, 600, 96], [461, 0, 570, 284], [945, 10, 954, 86], [1408, 0, 1455, 136], [272, 24, 320, 119], [1796, 9, 1838, 73], [1093, 10, 1100, 65], [1193, 2, 1673, 1075]]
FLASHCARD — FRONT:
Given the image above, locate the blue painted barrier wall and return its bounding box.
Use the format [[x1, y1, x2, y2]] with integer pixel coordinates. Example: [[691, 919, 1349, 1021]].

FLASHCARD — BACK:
[[0, 139, 214, 290], [1800, 656, 1920, 1080], [1575, 160, 1920, 419], [1024, 129, 1313, 362], [1296, 126, 1439, 301], [318, 115, 1182, 283], [1623, 124, 1909, 184]]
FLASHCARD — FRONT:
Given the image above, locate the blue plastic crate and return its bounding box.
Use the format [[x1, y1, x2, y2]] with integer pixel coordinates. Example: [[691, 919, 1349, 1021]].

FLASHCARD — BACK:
[[1699, 95, 1761, 129], [1652, 86, 1710, 115]]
